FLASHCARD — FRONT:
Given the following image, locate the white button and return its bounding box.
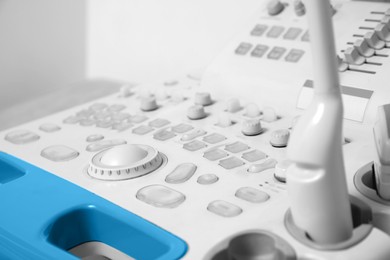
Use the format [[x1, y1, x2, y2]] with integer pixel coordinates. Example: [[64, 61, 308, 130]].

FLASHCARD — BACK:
[[5, 130, 40, 144], [242, 119, 263, 136], [183, 140, 207, 151], [165, 163, 197, 184], [262, 107, 278, 122], [140, 97, 158, 111], [235, 187, 270, 203], [245, 103, 261, 118], [153, 129, 176, 141], [63, 116, 82, 124], [197, 174, 219, 185], [274, 160, 292, 183], [132, 125, 154, 135], [219, 157, 245, 169], [181, 129, 207, 141], [207, 200, 242, 217], [111, 113, 131, 122], [41, 145, 79, 161], [364, 31, 385, 50], [203, 149, 228, 161], [337, 55, 348, 72], [136, 185, 185, 208], [226, 98, 241, 113], [294, 0, 305, 16], [270, 129, 290, 147], [86, 139, 127, 152], [242, 150, 267, 162], [155, 88, 169, 100], [375, 23, 390, 42], [172, 123, 193, 133], [344, 47, 365, 65], [39, 123, 61, 133], [129, 115, 148, 124], [202, 133, 226, 144], [248, 158, 277, 173], [148, 118, 170, 128], [107, 104, 126, 113], [354, 39, 374, 58], [217, 112, 233, 127], [194, 92, 212, 106], [187, 105, 207, 120], [225, 142, 250, 153], [119, 84, 133, 97], [89, 103, 108, 111], [86, 134, 104, 142], [267, 0, 284, 16], [112, 122, 133, 132]]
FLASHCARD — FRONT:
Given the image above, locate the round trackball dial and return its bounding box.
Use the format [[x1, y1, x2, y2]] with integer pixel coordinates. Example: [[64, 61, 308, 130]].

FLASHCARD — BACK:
[[88, 144, 163, 180]]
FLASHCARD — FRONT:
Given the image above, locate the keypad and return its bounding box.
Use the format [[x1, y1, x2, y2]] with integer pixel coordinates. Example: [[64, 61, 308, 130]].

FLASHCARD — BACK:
[[165, 163, 197, 184], [5, 130, 40, 144], [207, 200, 242, 217], [41, 145, 79, 162], [136, 185, 185, 208], [219, 157, 245, 169]]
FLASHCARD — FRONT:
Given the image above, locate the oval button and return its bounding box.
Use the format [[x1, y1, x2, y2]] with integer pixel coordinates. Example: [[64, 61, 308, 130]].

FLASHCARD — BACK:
[[235, 187, 270, 203], [165, 163, 197, 184], [136, 185, 185, 208]]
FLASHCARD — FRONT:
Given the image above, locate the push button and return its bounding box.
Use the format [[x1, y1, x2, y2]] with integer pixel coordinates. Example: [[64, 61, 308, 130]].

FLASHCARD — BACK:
[[5, 130, 40, 144], [136, 185, 185, 208], [266, 26, 285, 38], [235, 42, 253, 55], [39, 123, 61, 133], [207, 200, 242, 217], [267, 0, 285, 16], [283, 28, 302, 40], [132, 125, 154, 135], [267, 46, 286, 60], [285, 49, 305, 63], [197, 174, 219, 185], [235, 187, 270, 203], [148, 118, 170, 128], [183, 140, 207, 151], [247, 158, 277, 173], [41, 145, 79, 162], [202, 133, 227, 144], [129, 115, 148, 124], [344, 47, 365, 65], [86, 139, 127, 152], [165, 163, 197, 184], [153, 129, 176, 141], [112, 122, 133, 131], [204, 149, 228, 161], [251, 44, 269, 58], [219, 157, 245, 169], [225, 142, 250, 153], [86, 134, 104, 142], [172, 123, 194, 133], [270, 129, 290, 147], [242, 150, 267, 162], [250, 24, 268, 36], [181, 129, 207, 141]]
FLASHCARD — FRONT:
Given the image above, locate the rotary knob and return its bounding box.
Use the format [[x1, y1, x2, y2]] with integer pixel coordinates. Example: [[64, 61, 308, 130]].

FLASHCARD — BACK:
[[245, 103, 261, 118], [88, 144, 163, 180], [187, 105, 207, 120], [242, 119, 263, 136], [194, 92, 213, 106], [140, 96, 158, 111], [267, 0, 285, 16]]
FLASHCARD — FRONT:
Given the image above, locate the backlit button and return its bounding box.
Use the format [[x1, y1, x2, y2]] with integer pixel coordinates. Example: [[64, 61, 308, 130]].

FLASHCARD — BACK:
[[41, 145, 79, 162], [112, 122, 133, 131], [283, 28, 302, 40], [39, 123, 61, 133], [140, 97, 158, 111], [86, 134, 104, 142], [183, 140, 207, 151], [153, 129, 176, 141], [364, 31, 385, 50], [354, 39, 374, 57], [86, 139, 127, 152], [242, 119, 263, 136], [250, 24, 268, 37], [203, 133, 227, 144], [63, 116, 82, 124], [207, 200, 242, 217], [267, 0, 285, 16], [285, 49, 305, 63], [219, 157, 245, 169], [194, 92, 213, 106], [242, 150, 267, 162], [274, 160, 292, 183], [165, 163, 197, 184], [235, 187, 270, 203], [187, 105, 207, 120], [132, 125, 154, 135], [107, 104, 126, 113], [5, 130, 40, 144], [235, 42, 253, 55], [181, 129, 207, 141], [270, 129, 290, 147], [89, 103, 108, 111], [247, 158, 277, 173], [251, 44, 269, 58], [225, 142, 250, 153], [148, 118, 170, 128], [245, 103, 261, 118], [129, 115, 148, 124], [267, 46, 286, 60], [204, 149, 228, 161], [262, 107, 278, 122], [172, 123, 194, 133], [266, 26, 285, 38], [197, 174, 219, 185], [136, 185, 185, 208], [226, 98, 241, 113], [344, 47, 365, 65]]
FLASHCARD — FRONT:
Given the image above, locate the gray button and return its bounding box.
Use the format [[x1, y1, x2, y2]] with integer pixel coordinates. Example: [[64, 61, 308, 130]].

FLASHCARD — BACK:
[[111, 112, 131, 122], [41, 145, 79, 161], [267, 0, 285, 16], [225, 142, 250, 153], [76, 109, 94, 118], [250, 24, 268, 36], [266, 26, 285, 38], [165, 163, 197, 184], [96, 120, 114, 128], [235, 42, 253, 55], [270, 129, 290, 147], [251, 44, 269, 58], [242, 150, 267, 162], [197, 174, 219, 185], [219, 157, 245, 169], [247, 158, 278, 173], [153, 129, 176, 141], [39, 123, 61, 133], [5, 130, 40, 144], [86, 139, 127, 152], [132, 125, 154, 135], [112, 122, 133, 131], [79, 118, 96, 126], [148, 118, 171, 128], [63, 116, 82, 124], [89, 103, 108, 111], [207, 200, 242, 217], [129, 115, 148, 124], [183, 140, 207, 151], [93, 111, 111, 120], [283, 27, 303, 40], [285, 49, 305, 63], [107, 104, 126, 113], [204, 149, 228, 161], [235, 187, 270, 203], [136, 185, 185, 208], [181, 129, 207, 141], [172, 123, 194, 133], [301, 30, 310, 42], [86, 134, 104, 142], [202, 133, 227, 144], [267, 47, 286, 60]]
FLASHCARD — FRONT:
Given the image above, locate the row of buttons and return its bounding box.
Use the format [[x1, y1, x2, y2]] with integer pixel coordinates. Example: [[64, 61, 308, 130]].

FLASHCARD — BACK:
[[235, 43, 305, 63], [136, 184, 270, 217], [5, 123, 62, 145], [250, 24, 309, 42]]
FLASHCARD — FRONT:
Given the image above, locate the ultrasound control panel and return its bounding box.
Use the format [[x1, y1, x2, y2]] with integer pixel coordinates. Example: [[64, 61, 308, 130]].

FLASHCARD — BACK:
[[2, 1, 390, 259]]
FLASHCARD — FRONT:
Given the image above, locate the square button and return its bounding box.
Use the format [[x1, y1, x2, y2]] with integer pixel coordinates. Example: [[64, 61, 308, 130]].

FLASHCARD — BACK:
[[285, 49, 305, 63], [225, 142, 250, 153], [130, 115, 148, 124], [172, 123, 194, 133], [219, 157, 245, 169], [266, 26, 285, 38], [283, 27, 303, 40], [204, 149, 228, 161], [267, 47, 286, 60], [132, 125, 154, 135], [250, 44, 269, 58], [183, 140, 207, 151], [149, 118, 170, 128], [235, 42, 253, 55], [250, 24, 268, 36], [153, 129, 176, 141], [301, 30, 310, 42], [202, 133, 227, 144], [242, 150, 267, 162]]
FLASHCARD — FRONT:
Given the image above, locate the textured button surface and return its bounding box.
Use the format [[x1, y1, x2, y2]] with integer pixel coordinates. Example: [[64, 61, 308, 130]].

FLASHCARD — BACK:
[[242, 150, 267, 162], [219, 157, 245, 169], [165, 163, 197, 184], [86, 139, 127, 152], [197, 174, 219, 185], [5, 130, 40, 144], [41, 145, 79, 161], [207, 200, 242, 217], [136, 185, 185, 208], [204, 149, 228, 161], [235, 187, 270, 203]]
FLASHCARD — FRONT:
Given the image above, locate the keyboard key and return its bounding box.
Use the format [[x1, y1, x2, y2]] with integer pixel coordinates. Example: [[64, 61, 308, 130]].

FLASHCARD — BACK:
[[136, 185, 185, 208], [202, 133, 226, 144], [203, 149, 228, 161], [283, 27, 303, 40], [5, 130, 40, 144], [242, 150, 267, 162], [148, 118, 171, 128], [247, 158, 277, 173], [207, 200, 242, 217], [251, 44, 269, 58], [197, 174, 219, 185], [225, 142, 250, 153], [266, 26, 285, 38], [153, 129, 176, 141], [39, 123, 61, 133], [172, 123, 194, 133], [250, 24, 268, 36], [219, 157, 245, 169], [41, 145, 79, 162], [267, 46, 286, 60], [86, 139, 127, 152], [235, 187, 270, 203], [235, 42, 253, 55], [183, 140, 207, 151], [165, 163, 197, 184], [132, 125, 154, 135]]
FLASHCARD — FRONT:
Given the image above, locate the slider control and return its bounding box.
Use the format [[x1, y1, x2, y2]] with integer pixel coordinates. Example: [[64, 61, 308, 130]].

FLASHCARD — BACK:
[[354, 39, 374, 58], [375, 24, 390, 42], [364, 31, 385, 50], [344, 47, 365, 65]]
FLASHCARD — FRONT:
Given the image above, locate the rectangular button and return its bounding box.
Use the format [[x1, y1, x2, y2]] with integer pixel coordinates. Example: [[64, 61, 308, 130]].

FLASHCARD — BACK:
[[250, 44, 269, 58], [225, 142, 250, 153], [235, 42, 253, 55], [132, 125, 154, 135], [301, 30, 310, 42], [202, 133, 226, 144], [250, 24, 268, 36], [183, 140, 207, 151], [267, 46, 286, 60], [285, 49, 305, 63], [283, 27, 303, 40], [153, 129, 176, 141], [219, 157, 245, 169], [266, 26, 285, 38], [203, 149, 228, 161]]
